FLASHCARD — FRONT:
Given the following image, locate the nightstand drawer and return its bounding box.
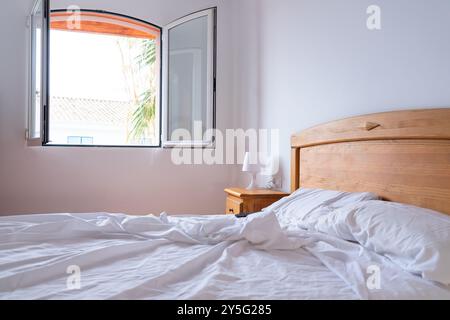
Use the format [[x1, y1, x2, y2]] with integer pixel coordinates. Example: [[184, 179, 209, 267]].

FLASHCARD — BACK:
[[226, 196, 244, 215], [225, 188, 290, 216]]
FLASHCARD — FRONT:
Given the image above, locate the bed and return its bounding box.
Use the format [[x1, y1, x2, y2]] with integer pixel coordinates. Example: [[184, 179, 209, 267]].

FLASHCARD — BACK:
[[1, 109, 450, 300]]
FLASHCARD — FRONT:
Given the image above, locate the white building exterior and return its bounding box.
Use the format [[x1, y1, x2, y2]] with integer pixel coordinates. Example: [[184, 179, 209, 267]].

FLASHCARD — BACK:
[[49, 96, 155, 146]]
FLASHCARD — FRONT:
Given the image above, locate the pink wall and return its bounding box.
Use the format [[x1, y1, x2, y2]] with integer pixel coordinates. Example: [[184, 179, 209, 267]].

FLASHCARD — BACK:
[[0, 0, 241, 216]]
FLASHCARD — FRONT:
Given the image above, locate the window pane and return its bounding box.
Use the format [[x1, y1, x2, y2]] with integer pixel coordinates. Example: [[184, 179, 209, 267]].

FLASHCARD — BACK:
[[168, 15, 209, 140], [81, 137, 94, 145], [30, 0, 43, 139], [66, 136, 94, 145], [67, 136, 81, 144], [48, 12, 161, 146]]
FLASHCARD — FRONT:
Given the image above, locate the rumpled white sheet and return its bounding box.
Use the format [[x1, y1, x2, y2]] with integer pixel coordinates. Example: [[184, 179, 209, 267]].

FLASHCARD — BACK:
[[0, 211, 449, 300]]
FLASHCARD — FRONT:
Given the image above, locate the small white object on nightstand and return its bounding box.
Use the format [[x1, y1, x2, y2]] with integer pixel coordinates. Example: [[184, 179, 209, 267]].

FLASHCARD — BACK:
[[242, 152, 260, 190]]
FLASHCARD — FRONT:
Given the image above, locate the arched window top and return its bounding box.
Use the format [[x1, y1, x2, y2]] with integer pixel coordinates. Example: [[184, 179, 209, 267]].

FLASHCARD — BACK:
[[50, 11, 160, 40]]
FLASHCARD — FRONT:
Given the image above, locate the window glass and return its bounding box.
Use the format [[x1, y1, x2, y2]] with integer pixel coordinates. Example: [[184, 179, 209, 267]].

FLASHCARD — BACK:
[[168, 16, 208, 137], [48, 11, 161, 146], [164, 9, 216, 147]]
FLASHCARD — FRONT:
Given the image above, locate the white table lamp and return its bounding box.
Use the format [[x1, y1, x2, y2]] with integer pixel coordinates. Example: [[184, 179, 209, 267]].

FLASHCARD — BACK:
[[242, 152, 260, 190]]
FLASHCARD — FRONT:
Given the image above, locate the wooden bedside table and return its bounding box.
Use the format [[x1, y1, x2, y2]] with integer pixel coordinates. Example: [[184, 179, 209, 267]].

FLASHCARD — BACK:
[[224, 188, 289, 215]]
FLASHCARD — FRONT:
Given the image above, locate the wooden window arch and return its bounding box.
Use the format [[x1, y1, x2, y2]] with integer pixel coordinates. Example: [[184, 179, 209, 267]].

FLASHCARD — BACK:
[[50, 11, 160, 40]]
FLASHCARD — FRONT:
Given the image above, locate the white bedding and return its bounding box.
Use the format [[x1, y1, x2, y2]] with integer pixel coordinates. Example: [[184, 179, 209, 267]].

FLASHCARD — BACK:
[[0, 210, 449, 300]]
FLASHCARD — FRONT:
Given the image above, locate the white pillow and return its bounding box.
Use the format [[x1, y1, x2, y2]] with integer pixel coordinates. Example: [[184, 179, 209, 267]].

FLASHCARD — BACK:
[[315, 200, 450, 285], [264, 188, 379, 229]]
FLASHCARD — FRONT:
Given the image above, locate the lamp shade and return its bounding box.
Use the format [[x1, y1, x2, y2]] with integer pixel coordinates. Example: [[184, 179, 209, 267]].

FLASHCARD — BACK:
[[242, 152, 260, 173]]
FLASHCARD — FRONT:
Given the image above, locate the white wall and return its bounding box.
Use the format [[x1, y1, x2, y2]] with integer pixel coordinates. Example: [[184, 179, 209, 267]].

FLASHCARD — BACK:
[[232, 0, 450, 191], [0, 0, 239, 215], [2, 0, 450, 215]]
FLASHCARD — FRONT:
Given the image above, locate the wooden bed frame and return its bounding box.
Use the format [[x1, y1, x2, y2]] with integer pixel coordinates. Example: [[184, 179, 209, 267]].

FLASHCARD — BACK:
[[291, 109, 450, 214]]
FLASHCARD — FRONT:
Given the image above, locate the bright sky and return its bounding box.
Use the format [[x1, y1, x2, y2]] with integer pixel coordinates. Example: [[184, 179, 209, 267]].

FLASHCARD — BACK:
[[50, 30, 132, 101]]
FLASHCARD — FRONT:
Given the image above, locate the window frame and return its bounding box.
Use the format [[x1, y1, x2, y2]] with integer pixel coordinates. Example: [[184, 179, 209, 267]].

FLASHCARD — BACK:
[[162, 8, 217, 149], [33, 8, 164, 148], [27, 0, 50, 146], [28, 4, 217, 149]]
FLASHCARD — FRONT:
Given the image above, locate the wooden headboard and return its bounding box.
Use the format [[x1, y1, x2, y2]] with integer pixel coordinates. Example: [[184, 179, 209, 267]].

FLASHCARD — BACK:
[[291, 109, 450, 214]]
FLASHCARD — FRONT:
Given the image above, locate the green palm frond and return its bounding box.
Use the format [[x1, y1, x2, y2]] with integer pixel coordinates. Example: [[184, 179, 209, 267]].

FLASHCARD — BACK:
[[129, 39, 157, 142], [136, 39, 157, 68], [130, 91, 156, 141]]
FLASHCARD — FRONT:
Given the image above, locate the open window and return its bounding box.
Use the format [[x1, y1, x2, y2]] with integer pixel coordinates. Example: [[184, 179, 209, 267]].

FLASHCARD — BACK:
[[162, 8, 217, 148], [28, 2, 216, 148]]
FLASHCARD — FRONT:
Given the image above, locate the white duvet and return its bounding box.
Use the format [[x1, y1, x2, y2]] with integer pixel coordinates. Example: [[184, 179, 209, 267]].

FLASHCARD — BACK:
[[0, 210, 449, 300]]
